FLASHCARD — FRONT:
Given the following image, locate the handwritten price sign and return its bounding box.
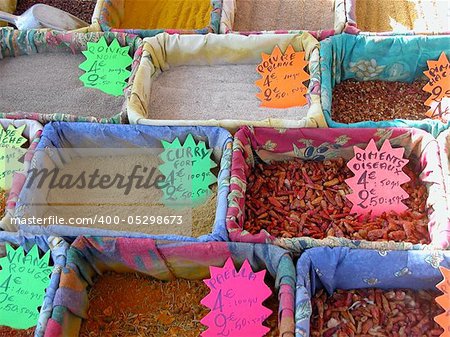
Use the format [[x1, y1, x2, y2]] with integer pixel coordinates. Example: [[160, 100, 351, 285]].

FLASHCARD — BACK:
[[256, 44, 309, 109], [159, 134, 217, 208], [79, 37, 133, 96], [435, 266, 450, 337], [201, 258, 272, 337], [0, 245, 52, 329], [0, 124, 28, 190], [345, 139, 410, 218], [423, 52, 450, 121]]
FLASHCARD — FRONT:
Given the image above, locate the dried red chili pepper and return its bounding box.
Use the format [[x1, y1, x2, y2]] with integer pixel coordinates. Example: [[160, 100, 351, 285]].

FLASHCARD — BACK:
[[244, 158, 430, 244]]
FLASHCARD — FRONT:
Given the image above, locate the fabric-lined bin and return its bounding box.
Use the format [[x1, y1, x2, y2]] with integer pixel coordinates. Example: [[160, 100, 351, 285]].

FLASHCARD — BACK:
[[317, 33, 450, 137], [220, 0, 348, 40], [14, 122, 232, 242], [295, 247, 450, 337], [95, 0, 222, 38], [128, 32, 322, 132], [0, 29, 143, 124], [438, 129, 450, 239], [43, 237, 296, 337], [0, 119, 43, 232], [227, 126, 450, 251], [0, 232, 68, 337], [344, 0, 450, 34]]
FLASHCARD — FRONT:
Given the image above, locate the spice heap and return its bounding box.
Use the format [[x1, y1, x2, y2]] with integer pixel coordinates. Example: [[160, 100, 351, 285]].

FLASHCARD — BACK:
[[0, 190, 6, 218], [80, 272, 279, 337], [332, 80, 429, 123], [192, 184, 218, 237], [0, 327, 35, 337], [14, 0, 96, 23], [80, 272, 209, 337], [311, 288, 444, 337], [244, 158, 430, 243]]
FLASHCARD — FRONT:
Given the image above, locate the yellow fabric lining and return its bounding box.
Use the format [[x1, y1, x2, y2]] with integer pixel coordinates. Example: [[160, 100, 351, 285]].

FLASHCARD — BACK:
[[128, 33, 322, 131], [120, 0, 212, 30]]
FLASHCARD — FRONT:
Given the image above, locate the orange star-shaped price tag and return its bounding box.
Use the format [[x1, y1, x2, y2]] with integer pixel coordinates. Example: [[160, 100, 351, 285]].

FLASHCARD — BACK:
[[256, 45, 309, 109], [435, 266, 450, 337], [423, 52, 450, 121]]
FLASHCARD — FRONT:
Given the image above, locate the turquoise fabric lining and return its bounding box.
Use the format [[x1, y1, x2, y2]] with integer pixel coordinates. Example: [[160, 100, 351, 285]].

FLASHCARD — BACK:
[[320, 33, 450, 136]]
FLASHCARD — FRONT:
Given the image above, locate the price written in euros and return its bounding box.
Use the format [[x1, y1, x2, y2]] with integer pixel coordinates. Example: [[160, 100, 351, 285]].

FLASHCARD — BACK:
[[0, 245, 53, 329], [345, 139, 411, 218], [200, 258, 272, 337], [423, 52, 450, 121], [256, 44, 309, 109]]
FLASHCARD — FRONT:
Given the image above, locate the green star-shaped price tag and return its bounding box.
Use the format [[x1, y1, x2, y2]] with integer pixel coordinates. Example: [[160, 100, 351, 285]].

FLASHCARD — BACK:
[[0, 124, 27, 190], [0, 244, 53, 329], [159, 134, 217, 208], [79, 37, 133, 96]]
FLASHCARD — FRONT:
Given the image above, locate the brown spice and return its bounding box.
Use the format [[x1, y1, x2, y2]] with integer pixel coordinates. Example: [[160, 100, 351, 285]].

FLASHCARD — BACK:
[[311, 288, 444, 337], [332, 80, 430, 123], [192, 184, 218, 237], [0, 327, 35, 337], [80, 272, 279, 337], [0, 189, 6, 218], [244, 158, 430, 244], [14, 0, 96, 24]]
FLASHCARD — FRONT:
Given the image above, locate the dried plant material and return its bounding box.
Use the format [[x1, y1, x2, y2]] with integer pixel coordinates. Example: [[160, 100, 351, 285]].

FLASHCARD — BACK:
[[0, 189, 6, 218], [192, 185, 217, 237], [311, 288, 444, 337], [332, 80, 429, 123], [80, 272, 279, 337], [80, 273, 209, 337], [0, 327, 35, 337], [14, 0, 96, 23], [244, 158, 430, 244]]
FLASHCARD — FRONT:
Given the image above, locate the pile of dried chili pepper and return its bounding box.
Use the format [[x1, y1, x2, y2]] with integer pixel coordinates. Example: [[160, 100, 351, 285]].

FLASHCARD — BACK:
[[244, 158, 430, 244]]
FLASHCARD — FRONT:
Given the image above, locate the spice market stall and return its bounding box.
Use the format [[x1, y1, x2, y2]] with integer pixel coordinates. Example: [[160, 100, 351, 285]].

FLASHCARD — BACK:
[[129, 32, 322, 132], [317, 33, 450, 136], [0, 29, 142, 123], [227, 126, 450, 251], [14, 122, 232, 242], [44, 237, 296, 337], [295, 247, 450, 336]]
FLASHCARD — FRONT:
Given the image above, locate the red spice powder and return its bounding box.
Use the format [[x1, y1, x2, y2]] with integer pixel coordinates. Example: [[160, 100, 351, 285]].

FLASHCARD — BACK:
[[0, 326, 35, 337], [80, 272, 280, 337]]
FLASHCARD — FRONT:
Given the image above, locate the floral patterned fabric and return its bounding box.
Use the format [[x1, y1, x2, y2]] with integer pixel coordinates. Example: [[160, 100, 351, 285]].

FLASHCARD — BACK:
[[0, 28, 143, 124], [96, 0, 222, 38], [227, 126, 449, 250], [129, 32, 322, 131], [295, 247, 450, 336], [0, 232, 69, 337], [0, 118, 43, 231], [318, 33, 450, 137], [43, 237, 296, 337]]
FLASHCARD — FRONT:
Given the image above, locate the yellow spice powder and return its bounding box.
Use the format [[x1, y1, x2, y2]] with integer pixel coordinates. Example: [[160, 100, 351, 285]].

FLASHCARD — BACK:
[[120, 0, 212, 30], [356, 0, 417, 32]]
